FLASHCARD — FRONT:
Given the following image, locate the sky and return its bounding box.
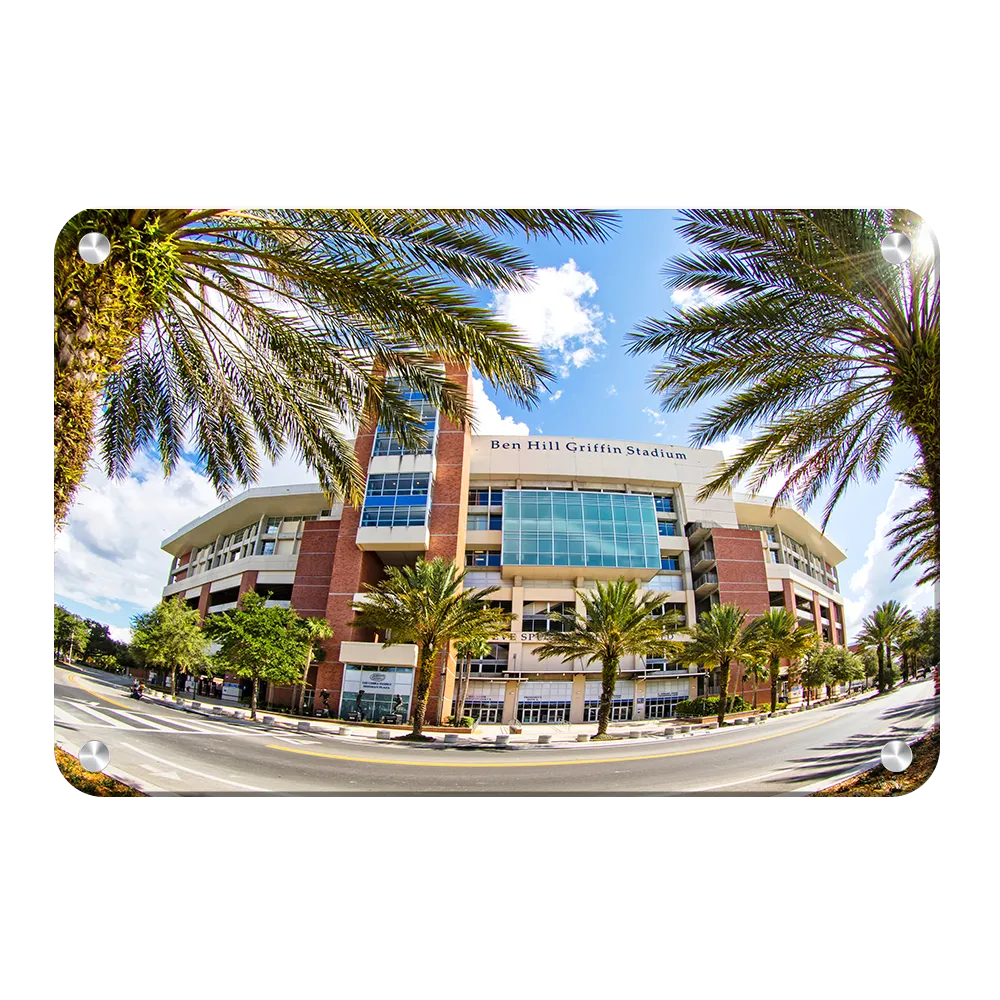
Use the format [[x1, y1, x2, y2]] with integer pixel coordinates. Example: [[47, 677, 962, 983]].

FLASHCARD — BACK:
[[53, 210, 935, 642]]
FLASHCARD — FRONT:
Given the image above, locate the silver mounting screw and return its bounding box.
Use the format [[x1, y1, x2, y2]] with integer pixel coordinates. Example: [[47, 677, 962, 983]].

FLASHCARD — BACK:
[[880, 232, 911, 265], [880, 739, 913, 773], [78, 740, 110, 773], [78, 232, 111, 265]]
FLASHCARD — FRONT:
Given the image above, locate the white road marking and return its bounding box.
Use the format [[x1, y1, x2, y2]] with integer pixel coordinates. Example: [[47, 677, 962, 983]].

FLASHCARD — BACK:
[[119, 742, 269, 791], [53, 705, 83, 726], [106, 708, 179, 732], [686, 771, 785, 791], [68, 702, 131, 728], [141, 765, 182, 781], [274, 737, 321, 746]]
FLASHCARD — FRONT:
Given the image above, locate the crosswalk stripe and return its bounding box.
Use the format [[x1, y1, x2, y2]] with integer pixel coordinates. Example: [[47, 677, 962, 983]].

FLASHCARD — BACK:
[[53, 704, 83, 726], [68, 702, 132, 728], [104, 708, 181, 732]]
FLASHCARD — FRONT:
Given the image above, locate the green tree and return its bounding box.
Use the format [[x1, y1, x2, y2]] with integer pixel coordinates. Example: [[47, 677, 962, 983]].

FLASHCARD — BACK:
[[628, 209, 939, 583], [815, 645, 865, 698], [916, 606, 940, 669], [204, 591, 311, 720], [453, 637, 494, 725], [745, 608, 818, 716], [857, 601, 914, 694], [536, 581, 683, 739], [678, 603, 762, 728], [859, 647, 878, 690], [348, 558, 513, 738], [54, 209, 617, 524], [293, 616, 334, 715], [800, 650, 829, 707], [54, 605, 90, 663], [131, 597, 210, 699]]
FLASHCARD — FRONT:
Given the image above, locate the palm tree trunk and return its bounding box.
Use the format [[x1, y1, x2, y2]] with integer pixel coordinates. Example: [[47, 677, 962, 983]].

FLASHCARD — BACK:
[[876, 645, 885, 693], [770, 660, 779, 714], [717, 660, 731, 727], [411, 646, 437, 737], [596, 657, 619, 737], [250, 676, 258, 720], [54, 274, 151, 525], [296, 649, 313, 715], [455, 652, 471, 721], [171, 665, 177, 698]]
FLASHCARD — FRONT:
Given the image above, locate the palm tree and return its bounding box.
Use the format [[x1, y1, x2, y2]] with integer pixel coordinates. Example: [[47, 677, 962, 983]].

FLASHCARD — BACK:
[[453, 637, 494, 724], [627, 209, 939, 573], [858, 600, 914, 694], [535, 580, 683, 739], [294, 616, 334, 715], [745, 608, 818, 715], [54, 208, 618, 524], [679, 603, 762, 727], [741, 652, 770, 710], [348, 558, 513, 738], [887, 464, 939, 586]]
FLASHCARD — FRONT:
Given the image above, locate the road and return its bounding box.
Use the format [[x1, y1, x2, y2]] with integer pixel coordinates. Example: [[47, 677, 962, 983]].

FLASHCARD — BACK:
[[53, 665, 939, 795]]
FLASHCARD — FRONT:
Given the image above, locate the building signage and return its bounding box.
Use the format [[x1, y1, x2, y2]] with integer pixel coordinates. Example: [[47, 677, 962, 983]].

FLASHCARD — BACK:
[[490, 439, 687, 460]]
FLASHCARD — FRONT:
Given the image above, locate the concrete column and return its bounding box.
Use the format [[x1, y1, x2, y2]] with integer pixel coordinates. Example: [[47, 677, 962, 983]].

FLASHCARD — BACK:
[[503, 679, 520, 723], [634, 676, 646, 720]]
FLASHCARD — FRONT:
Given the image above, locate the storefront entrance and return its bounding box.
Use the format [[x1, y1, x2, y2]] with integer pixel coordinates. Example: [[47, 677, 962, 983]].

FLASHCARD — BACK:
[[339, 666, 414, 722], [516, 681, 572, 724]]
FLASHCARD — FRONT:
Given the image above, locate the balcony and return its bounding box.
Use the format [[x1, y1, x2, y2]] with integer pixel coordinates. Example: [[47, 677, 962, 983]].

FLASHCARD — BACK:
[[691, 547, 716, 574], [693, 570, 719, 595], [685, 521, 717, 548], [355, 524, 430, 552]]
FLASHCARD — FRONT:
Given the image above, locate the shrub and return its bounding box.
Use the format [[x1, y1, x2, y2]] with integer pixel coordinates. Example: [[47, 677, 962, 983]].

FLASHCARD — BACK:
[[674, 695, 753, 718], [447, 715, 476, 729]]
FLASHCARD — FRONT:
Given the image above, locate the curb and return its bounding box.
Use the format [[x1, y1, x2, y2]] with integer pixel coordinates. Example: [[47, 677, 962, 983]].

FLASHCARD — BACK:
[[54, 737, 175, 796]]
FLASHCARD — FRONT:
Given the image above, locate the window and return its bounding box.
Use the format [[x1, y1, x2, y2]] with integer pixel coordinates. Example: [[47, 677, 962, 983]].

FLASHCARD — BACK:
[[468, 487, 505, 507], [467, 513, 502, 531], [261, 540, 276, 555], [653, 494, 674, 513], [264, 516, 282, 535], [650, 602, 687, 625], [522, 601, 574, 633], [468, 642, 509, 674], [360, 506, 428, 527], [769, 591, 787, 608], [371, 397, 437, 456], [360, 471, 431, 528], [465, 549, 501, 567], [660, 557, 680, 571], [366, 473, 430, 497], [658, 520, 677, 537], [501, 489, 661, 570]]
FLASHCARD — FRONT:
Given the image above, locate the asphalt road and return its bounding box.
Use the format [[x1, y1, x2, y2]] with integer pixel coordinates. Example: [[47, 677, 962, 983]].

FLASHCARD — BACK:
[[53, 665, 939, 795]]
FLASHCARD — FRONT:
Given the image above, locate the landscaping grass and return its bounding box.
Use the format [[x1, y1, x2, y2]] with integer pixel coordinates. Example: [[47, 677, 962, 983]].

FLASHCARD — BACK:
[[54, 746, 144, 797], [813, 726, 940, 797]]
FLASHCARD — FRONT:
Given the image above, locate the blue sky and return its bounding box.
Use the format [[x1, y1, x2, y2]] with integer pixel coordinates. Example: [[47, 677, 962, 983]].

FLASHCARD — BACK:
[[53, 210, 932, 640]]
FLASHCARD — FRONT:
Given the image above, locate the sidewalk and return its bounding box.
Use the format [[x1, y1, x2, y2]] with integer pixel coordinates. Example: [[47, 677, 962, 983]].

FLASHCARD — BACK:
[[137, 686, 873, 750]]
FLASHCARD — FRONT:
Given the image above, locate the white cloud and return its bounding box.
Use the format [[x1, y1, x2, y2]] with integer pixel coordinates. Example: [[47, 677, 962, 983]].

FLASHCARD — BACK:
[[55, 447, 316, 617], [470, 376, 529, 435], [843, 480, 935, 638], [549, 390, 563, 402], [706, 433, 789, 500], [492, 259, 606, 376], [642, 407, 666, 427], [109, 625, 133, 644], [607, 385, 618, 396], [670, 286, 734, 312]]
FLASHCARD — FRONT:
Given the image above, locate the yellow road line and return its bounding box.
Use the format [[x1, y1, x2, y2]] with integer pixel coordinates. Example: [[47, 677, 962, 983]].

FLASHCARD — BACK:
[[265, 715, 838, 768], [65, 672, 133, 710]]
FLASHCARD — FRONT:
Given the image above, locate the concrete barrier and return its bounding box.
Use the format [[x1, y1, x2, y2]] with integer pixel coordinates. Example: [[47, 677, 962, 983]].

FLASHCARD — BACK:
[[662, 730, 675, 739], [444, 734, 459, 744], [297, 721, 311, 732], [338, 726, 351, 735], [704, 722, 719, 729], [212, 706, 223, 714], [495, 735, 509, 745], [576, 734, 590, 742], [262, 715, 275, 725], [377, 730, 391, 740], [629, 730, 642, 739], [190, 701, 201, 710], [675, 725, 691, 734], [537, 734, 552, 744]]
